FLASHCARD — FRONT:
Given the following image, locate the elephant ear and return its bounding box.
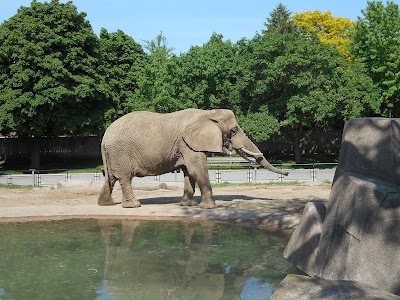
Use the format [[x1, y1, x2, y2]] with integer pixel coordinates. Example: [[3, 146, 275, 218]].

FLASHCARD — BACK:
[[183, 116, 223, 153]]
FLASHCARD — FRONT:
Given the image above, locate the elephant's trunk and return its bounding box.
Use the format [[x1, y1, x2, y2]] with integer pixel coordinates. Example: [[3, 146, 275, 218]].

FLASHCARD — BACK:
[[234, 131, 289, 176], [257, 155, 289, 176]]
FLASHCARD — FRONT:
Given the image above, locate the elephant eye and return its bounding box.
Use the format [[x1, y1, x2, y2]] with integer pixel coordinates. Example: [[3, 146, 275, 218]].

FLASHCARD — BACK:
[[230, 127, 238, 136]]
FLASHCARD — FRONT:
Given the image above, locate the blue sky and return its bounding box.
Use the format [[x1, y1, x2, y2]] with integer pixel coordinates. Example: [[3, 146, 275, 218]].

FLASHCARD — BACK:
[[1, 0, 398, 54]]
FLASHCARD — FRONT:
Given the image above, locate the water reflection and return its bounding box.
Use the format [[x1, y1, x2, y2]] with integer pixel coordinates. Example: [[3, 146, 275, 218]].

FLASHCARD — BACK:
[[241, 278, 274, 300], [0, 219, 295, 299], [96, 280, 117, 300]]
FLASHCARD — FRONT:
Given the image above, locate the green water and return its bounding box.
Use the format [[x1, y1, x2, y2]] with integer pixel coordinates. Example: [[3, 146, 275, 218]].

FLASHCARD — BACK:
[[0, 219, 295, 300]]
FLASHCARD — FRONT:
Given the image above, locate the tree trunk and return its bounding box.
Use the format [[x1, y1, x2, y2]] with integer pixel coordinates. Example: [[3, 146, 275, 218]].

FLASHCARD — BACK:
[[30, 138, 41, 169], [293, 125, 303, 163]]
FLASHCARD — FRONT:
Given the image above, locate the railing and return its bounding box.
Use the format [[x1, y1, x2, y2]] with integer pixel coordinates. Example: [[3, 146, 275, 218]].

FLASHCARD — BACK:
[[0, 160, 337, 187], [206, 160, 336, 184]]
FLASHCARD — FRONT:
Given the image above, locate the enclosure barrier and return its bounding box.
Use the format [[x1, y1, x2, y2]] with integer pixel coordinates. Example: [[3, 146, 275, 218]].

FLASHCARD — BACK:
[[0, 161, 337, 187]]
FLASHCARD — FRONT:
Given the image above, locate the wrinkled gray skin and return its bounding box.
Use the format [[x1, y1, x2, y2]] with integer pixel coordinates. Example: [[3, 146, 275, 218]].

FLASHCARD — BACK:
[[98, 109, 288, 209]]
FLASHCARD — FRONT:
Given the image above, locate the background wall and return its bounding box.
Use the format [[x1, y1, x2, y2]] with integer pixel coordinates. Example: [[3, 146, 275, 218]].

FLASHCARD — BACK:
[[0, 130, 342, 163]]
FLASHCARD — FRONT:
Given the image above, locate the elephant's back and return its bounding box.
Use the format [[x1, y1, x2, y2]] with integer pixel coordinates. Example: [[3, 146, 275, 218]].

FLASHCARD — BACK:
[[101, 109, 199, 148]]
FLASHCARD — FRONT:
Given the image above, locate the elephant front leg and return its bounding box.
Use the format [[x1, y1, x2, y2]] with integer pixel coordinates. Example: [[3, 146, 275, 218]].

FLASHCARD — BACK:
[[196, 171, 217, 209], [180, 167, 199, 207], [185, 158, 216, 209], [120, 177, 141, 208]]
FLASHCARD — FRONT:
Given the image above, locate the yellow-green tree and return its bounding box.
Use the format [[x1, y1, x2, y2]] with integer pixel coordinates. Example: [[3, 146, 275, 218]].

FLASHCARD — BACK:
[[293, 10, 355, 60]]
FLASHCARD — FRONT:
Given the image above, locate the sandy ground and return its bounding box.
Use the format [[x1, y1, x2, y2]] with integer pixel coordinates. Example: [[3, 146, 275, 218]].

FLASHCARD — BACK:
[[0, 181, 332, 232]]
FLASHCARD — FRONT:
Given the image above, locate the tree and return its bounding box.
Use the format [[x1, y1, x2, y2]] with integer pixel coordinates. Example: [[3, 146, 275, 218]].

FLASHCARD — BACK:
[[173, 33, 238, 111], [237, 110, 280, 143], [0, 0, 110, 167], [99, 28, 146, 126], [125, 32, 180, 113], [143, 32, 175, 57], [293, 10, 355, 60], [263, 3, 296, 34], [350, 1, 400, 116], [249, 32, 381, 162], [232, 37, 281, 142]]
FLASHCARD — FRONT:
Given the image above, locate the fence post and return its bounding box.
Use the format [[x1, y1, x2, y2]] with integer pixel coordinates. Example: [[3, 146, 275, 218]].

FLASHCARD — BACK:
[[36, 172, 41, 186], [7, 174, 12, 185], [216, 165, 221, 184], [29, 169, 36, 187], [312, 163, 316, 181]]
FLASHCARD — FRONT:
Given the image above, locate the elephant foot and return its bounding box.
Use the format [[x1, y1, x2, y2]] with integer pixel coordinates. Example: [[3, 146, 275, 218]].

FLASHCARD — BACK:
[[122, 198, 141, 208], [98, 196, 116, 206], [180, 198, 199, 207], [199, 199, 217, 209]]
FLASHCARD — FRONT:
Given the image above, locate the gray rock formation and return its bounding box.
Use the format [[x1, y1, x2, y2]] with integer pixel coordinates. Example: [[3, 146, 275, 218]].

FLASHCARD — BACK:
[[271, 274, 400, 300], [283, 118, 400, 295]]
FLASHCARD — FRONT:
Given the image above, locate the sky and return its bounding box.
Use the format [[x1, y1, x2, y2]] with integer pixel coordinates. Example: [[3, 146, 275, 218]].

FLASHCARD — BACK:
[[0, 0, 398, 54]]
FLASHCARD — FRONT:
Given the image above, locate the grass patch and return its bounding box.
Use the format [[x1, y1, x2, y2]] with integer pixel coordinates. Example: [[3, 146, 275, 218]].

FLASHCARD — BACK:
[[208, 155, 337, 170], [0, 183, 34, 189], [212, 181, 305, 188]]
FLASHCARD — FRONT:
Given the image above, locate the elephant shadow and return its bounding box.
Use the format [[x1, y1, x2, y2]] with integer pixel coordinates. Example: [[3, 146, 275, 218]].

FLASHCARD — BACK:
[[139, 194, 274, 205]]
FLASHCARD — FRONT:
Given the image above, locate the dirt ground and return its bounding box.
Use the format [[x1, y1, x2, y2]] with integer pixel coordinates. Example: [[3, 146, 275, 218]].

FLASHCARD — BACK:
[[0, 182, 332, 232]]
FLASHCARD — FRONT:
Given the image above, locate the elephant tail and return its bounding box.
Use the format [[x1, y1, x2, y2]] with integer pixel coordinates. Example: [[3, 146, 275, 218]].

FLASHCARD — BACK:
[[101, 143, 112, 188]]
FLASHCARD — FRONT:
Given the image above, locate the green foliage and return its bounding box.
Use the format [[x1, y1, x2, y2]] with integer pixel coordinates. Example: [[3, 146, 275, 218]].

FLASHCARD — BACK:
[[350, 1, 400, 115], [0, 1, 389, 164], [125, 32, 181, 113], [249, 31, 381, 128], [238, 110, 280, 142], [173, 33, 241, 111], [334, 63, 382, 119], [263, 3, 297, 34], [99, 28, 146, 125], [244, 29, 381, 162], [0, 0, 110, 136]]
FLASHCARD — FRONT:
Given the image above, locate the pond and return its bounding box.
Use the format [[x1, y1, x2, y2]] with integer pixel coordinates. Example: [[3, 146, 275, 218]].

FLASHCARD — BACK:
[[0, 219, 295, 300]]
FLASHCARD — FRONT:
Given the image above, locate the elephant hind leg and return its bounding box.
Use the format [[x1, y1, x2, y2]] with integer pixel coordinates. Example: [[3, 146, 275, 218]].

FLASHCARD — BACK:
[[98, 175, 117, 206], [180, 167, 198, 207]]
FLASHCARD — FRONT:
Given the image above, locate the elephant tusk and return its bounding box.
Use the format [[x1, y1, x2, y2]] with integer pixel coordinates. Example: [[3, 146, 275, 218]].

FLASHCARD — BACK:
[[240, 147, 263, 158], [237, 150, 257, 163]]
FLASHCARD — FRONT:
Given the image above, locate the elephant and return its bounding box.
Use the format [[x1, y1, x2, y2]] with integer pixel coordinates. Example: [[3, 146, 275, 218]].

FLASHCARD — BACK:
[[98, 108, 288, 209]]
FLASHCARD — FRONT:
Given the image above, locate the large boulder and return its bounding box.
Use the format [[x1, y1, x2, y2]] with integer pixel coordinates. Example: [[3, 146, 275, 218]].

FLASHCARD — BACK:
[[283, 118, 400, 295], [271, 274, 400, 300]]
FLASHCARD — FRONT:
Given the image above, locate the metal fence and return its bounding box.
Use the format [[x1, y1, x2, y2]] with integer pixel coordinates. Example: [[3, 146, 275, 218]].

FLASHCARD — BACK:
[[0, 130, 342, 161], [0, 162, 337, 187], [0, 136, 102, 160]]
